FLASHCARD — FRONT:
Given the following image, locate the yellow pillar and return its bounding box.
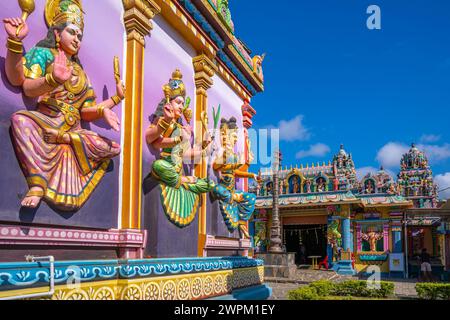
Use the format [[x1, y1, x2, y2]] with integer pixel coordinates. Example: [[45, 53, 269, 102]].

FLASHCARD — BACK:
[[120, 0, 160, 230], [192, 54, 217, 256]]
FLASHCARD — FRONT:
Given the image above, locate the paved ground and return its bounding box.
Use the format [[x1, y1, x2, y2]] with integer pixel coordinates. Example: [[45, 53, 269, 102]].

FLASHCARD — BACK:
[[265, 269, 420, 300]]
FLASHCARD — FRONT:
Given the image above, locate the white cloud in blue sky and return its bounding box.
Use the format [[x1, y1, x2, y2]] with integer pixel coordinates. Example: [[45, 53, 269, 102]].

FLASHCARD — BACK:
[[376, 142, 409, 168], [295, 143, 330, 159], [435, 173, 450, 200], [376, 141, 450, 169], [278, 115, 311, 142], [420, 134, 441, 143]]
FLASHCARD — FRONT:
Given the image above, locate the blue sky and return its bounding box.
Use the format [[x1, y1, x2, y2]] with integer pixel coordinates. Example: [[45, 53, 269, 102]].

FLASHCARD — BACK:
[[229, 0, 450, 198]]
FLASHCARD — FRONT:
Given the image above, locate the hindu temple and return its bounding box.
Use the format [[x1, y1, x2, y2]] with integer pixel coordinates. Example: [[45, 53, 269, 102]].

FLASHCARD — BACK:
[[0, 0, 270, 300], [251, 144, 450, 278]]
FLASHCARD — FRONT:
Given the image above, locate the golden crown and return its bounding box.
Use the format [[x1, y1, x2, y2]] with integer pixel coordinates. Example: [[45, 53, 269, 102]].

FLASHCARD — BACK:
[[45, 0, 84, 31], [162, 69, 186, 102]]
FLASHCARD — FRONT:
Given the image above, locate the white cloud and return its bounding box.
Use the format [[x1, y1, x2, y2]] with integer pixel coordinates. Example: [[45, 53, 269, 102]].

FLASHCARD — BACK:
[[376, 142, 450, 169], [435, 173, 450, 200], [376, 142, 409, 169], [296, 143, 330, 159], [417, 143, 450, 162], [277, 115, 311, 142], [420, 134, 441, 143]]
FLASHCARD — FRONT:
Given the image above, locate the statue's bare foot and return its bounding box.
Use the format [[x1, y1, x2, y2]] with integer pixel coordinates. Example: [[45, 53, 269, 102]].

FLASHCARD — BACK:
[[21, 187, 44, 208]]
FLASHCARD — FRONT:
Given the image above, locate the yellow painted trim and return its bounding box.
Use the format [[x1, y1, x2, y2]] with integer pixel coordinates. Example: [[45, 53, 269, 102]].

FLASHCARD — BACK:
[[0, 267, 264, 300], [120, 26, 146, 230], [69, 132, 91, 175]]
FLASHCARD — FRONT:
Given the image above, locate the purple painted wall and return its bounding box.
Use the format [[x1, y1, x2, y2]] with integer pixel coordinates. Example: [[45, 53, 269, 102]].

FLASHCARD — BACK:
[[0, 1, 124, 229]]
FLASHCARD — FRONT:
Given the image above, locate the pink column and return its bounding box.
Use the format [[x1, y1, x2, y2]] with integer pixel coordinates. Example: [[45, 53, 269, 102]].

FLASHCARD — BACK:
[[383, 224, 389, 252], [356, 225, 362, 252]]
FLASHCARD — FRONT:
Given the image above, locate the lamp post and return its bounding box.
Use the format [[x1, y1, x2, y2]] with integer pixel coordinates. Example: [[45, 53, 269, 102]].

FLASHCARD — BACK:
[[269, 150, 283, 253]]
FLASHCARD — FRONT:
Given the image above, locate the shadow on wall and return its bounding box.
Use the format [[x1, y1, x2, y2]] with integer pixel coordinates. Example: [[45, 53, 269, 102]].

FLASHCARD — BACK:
[[0, 56, 38, 111]]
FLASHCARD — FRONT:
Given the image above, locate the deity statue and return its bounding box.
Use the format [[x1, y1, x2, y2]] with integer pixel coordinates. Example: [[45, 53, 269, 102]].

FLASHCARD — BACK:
[[266, 182, 273, 195], [305, 179, 311, 193], [252, 53, 265, 82], [327, 220, 342, 261], [145, 69, 214, 227], [4, 0, 124, 210], [292, 176, 300, 194], [279, 179, 284, 195], [361, 227, 383, 252], [211, 117, 256, 239], [365, 180, 375, 194], [316, 177, 326, 192], [333, 178, 339, 191], [387, 183, 397, 195]]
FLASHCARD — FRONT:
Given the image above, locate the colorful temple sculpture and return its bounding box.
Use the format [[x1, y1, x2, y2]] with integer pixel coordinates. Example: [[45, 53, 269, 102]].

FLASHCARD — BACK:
[[0, 0, 270, 300], [251, 144, 450, 278], [398, 143, 439, 208]]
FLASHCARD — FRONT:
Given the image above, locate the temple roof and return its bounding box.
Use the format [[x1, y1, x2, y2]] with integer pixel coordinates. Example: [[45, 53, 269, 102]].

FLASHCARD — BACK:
[[255, 191, 412, 209]]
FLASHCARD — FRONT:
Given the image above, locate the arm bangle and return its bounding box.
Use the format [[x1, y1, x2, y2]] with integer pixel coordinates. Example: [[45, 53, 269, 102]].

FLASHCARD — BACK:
[[6, 38, 23, 54], [45, 73, 61, 88], [111, 95, 122, 106], [97, 105, 105, 117], [157, 118, 170, 131]]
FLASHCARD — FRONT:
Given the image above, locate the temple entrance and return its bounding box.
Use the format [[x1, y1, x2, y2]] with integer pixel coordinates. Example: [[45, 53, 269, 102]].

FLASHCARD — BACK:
[[283, 224, 327, 266]]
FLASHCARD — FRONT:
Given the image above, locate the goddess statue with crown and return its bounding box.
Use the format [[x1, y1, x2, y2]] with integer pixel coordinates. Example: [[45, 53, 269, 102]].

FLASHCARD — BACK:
[[3, 0, 125, 210], [211, 117, 256, 239], [145, 69, 214, 228]]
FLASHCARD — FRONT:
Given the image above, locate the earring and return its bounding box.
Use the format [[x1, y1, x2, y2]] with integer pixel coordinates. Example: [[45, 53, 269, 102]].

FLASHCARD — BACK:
[[56, 34, 61, 49]]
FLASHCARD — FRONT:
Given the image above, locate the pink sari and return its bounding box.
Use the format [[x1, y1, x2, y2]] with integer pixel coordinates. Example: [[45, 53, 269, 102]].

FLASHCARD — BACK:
[[11, 48, 120, 210]]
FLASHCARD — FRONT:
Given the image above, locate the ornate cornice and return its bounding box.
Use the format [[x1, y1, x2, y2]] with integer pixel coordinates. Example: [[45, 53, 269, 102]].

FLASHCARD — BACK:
[[122, 0, 161, 46], [193, 54, 218, 94]]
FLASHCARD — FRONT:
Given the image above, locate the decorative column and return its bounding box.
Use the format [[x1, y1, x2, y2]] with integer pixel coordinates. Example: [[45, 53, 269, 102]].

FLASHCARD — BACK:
[[392, 225, 403, 253], [269, 151, 283, 253], [383, 224, 389, 252], [192, 54, 217, 257], [341, 205, 351, 252], [120, 0, 160, 233], [241, 100, 256, 192], [356, 224, 362, 252]]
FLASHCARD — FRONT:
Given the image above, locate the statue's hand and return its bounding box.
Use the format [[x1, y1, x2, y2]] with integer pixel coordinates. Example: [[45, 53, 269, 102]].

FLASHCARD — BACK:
[[163, 103, 175, 123], [3, 18, 28, 41], [104, 108, 120, 131], [52, 49, 73, 84], [181, 125, 191, 142]]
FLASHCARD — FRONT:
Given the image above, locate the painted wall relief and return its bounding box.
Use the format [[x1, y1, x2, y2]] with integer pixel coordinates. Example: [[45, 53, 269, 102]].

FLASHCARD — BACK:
[[145, 69, 214, 228], [211, 117, 256, 239], [4, 0, 124, 211]]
